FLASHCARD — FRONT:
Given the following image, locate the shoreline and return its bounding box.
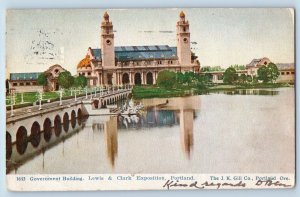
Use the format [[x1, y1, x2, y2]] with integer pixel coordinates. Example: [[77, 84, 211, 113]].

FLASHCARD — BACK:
[[132, 83, 293, 99]]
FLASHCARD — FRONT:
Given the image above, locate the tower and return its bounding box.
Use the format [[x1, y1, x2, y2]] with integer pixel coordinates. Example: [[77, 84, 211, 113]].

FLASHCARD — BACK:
[[101, 12, 115, 67], [176, 11, 191, 66]]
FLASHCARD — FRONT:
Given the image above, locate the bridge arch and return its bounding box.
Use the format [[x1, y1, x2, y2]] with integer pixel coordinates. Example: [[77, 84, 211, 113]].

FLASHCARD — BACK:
[[77, 108, 83, 126], [71, 110, 76, 129], [30, 121, 41, 148], [54, 115, 62, 137], [43, 118, 52, 142], [6, 132, 12, 160], [16, 126, 28, 155], [93, 99, 99, 109], [63, 112, 69, 132]]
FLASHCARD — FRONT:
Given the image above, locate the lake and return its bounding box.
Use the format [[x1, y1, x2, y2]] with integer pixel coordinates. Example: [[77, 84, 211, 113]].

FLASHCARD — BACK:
[[9, 88, 295, 174]]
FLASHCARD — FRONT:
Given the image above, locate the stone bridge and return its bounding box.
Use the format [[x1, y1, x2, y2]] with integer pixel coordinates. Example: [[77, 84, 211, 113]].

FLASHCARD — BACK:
[[6, 88, 131, 171]]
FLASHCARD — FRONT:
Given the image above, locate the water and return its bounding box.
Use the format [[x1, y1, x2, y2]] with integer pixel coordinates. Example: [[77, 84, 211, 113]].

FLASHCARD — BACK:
[[9, 88, 295, 174]]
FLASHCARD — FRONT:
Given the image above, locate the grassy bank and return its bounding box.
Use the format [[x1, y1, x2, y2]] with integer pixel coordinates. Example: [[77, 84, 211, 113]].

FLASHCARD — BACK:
[[6, 89, 89, 106], [132, 83, 293, 99]]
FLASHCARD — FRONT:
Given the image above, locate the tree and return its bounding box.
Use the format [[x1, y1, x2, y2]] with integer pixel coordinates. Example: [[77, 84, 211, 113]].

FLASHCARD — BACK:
[[223, 67, 238, 84], [252, 76, 258, 83], [257, 65, 268, 83], [175, 72, 185, 84], [74, 75, 88, 88], [37, 73, 47, 86], [204, 73, 213, 82], [267, 63, 280, 83], [156, 70, 176, 89], [58, 71, 74, 89], [246, 75, 253, 83], [183, 72, 197, 85], [257, 63, 279, 83], [238, 74, 247, 84]]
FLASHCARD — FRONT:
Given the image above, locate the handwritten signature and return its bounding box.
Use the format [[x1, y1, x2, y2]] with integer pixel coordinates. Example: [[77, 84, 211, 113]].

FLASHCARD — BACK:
[[163, 180, 246, 190], [255, 180, 292, 188], [162, 179, 292, 190]]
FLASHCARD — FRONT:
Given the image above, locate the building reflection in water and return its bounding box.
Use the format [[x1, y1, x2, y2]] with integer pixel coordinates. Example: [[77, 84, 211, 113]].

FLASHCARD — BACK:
[[142, 97, 200, 159], [145, 108, 195, 158], [89, 96, 200, 168], [104, 116, 118, 168], [179, 109, 194, 158]]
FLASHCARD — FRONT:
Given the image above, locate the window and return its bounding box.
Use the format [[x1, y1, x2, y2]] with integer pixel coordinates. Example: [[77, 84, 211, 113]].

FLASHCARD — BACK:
[[32, 82, 37, 85], [13, 83, 18, 86], [183, 38, 188, 43], [26, 82, 30, 85], [54, 69, 59, 74], [106, 39, 111, 45], [264, 61, 267, 65], [158, 61, 162, 65], [20, 83, 24, 86], [88, 72, 91, 76], [286, 72, 290, 75], [281, 72, 285, 75], [291, 71, 295, 74]]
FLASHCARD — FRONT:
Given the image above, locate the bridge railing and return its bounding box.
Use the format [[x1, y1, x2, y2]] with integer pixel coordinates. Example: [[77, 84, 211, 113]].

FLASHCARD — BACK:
[[6, 85, 133, 117]]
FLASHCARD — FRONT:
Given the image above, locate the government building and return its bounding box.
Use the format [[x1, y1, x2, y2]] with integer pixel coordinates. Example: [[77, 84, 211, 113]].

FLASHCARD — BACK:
[[76, 11, 200, 86]]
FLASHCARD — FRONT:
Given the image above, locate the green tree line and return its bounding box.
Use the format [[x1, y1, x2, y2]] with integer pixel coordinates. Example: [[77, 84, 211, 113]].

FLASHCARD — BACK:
[[37, 71, 88, 90]]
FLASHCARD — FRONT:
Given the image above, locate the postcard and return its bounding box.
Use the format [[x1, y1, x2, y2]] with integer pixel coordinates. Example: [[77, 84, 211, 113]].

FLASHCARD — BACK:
[[5, 8, 295, 191]]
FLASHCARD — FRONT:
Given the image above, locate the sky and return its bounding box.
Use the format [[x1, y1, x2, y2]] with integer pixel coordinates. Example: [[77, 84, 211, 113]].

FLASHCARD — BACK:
[[6, 8, 294, 76]]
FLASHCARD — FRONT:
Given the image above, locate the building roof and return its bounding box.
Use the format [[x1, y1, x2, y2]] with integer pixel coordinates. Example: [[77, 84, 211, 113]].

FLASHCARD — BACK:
[[77, 55, 92, 69], [246, 57, 270, 68], [10, 72, 42, 81], [91, 45, 177, 61], [276, 63, 294, 70]]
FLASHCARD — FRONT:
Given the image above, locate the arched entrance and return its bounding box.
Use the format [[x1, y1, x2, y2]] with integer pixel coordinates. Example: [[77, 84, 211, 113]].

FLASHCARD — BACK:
[[134, 73, 141, 85], [122, 73, 130, 84], [55, 82, 59, 91], [146, 72, 153, 85]]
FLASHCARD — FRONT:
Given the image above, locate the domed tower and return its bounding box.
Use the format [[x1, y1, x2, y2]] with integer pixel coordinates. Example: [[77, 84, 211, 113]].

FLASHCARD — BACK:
[[176, 11, 191, 66], [101, 11, 115, 68]]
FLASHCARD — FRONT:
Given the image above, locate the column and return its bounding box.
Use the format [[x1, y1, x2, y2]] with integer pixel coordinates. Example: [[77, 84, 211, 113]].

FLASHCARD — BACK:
[[141, 72, 144, 85], [97, 72, 100, 86], [116, 72, 119, 85], [130, 72, 133, 85]]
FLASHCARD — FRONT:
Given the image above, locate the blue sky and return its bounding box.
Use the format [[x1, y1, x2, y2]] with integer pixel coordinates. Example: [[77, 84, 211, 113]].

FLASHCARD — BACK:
[[6, 8, 294, 75]]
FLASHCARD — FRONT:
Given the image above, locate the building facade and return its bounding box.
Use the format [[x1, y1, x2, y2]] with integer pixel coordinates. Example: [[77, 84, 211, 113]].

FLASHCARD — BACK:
[[77, 11, 200, 86], [8, 64, 67, 93], [246, 57, 271, 77], [276, 63, 295, 83]]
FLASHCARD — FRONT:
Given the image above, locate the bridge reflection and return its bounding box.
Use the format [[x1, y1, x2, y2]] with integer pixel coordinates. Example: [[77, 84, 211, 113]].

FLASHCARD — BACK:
[[6, 114, 87, 174], [8, 96, 200, 172]]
